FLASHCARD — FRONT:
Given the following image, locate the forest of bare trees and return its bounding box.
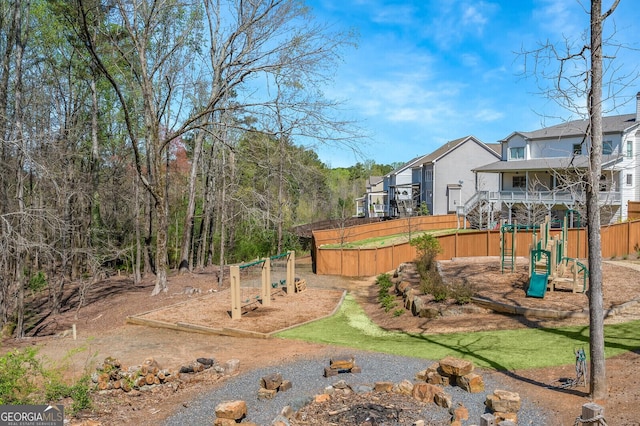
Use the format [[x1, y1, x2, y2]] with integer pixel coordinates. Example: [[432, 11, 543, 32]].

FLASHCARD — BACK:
[[0, 0, 392, 337]]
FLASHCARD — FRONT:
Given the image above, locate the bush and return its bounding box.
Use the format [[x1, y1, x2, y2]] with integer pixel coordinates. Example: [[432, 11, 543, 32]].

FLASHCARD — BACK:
[[376, 274, 397, 312], [449, 280, 475, 305], [0, 348, 42, 404], [69, 376, 92, 414], [410, 234, 442, 272], [28, 271, 48, 293], [0, 347, 93, 415]]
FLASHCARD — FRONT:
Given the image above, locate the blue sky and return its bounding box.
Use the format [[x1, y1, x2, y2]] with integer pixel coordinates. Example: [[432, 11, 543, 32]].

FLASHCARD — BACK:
[[305, 0, 640, 168]]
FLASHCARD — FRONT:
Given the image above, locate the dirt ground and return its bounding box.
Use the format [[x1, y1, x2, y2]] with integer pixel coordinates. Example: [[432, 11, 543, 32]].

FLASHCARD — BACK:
[[2, 257, 640, 426]]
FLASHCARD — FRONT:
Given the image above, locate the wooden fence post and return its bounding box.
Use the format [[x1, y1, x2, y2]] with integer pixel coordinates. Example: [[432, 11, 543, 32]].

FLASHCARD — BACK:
[[261, 258, 271, 306], [286, 251, 295, 294], [230, 265, 241, 320]]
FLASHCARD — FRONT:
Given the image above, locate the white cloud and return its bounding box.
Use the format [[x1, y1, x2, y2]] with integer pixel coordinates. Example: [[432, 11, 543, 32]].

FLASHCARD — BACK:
[[533, 0, 584, 37], [462, 5, 488, 28], [370, 5, 417, 25], [475, 108, 504, 122]]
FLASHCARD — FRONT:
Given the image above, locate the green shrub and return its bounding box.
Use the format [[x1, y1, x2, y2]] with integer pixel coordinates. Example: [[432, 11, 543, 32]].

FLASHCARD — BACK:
[[431, 282, 449, 302], [69, 376, 92, 414], [44, 379, 70, 402], [410, 234, 442, 272], [393, 309, 405, 317], [449, 280, 475, 305], [376, 273, 393, 289], [0, 348, 42, 404], [379, 294, 396, 312], [28, 271, 48, 293]]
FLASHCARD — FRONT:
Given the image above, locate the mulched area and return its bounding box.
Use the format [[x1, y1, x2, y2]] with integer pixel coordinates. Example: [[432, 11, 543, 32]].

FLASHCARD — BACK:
[[134, 287, 345, 335]]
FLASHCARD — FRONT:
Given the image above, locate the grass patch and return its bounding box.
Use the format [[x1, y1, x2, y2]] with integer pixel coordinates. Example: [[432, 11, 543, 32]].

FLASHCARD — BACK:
[[321, 229, 472, 249], [276, 294, 640, 371]]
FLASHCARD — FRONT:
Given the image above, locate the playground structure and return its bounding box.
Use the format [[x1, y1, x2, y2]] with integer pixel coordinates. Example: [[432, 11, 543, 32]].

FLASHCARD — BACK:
[[500, 222, 538, 273], [527, 211, 588, 298], [229, 251, 296, 320], [500, 211, 589, 298]]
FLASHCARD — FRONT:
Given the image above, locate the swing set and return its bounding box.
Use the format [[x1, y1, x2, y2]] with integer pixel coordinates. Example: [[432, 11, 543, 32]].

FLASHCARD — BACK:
[[229, 251, 296, 320]]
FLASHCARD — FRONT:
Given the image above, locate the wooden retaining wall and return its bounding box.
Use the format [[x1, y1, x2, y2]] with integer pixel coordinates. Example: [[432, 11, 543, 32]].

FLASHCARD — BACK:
[[313, 215, 640, 276]]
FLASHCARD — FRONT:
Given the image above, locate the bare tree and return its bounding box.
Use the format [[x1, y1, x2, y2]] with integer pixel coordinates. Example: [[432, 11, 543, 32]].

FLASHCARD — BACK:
[[521, 0, 622, 399], [586, 0, 619, 400]]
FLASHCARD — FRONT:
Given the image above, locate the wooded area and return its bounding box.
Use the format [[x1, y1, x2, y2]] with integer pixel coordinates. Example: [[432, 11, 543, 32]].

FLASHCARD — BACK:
[[0, 0, 398, 338]]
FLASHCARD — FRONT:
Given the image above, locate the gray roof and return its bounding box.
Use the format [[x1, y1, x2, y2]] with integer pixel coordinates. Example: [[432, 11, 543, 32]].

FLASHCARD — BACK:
[[502, 114, 638, 142], [474, 155, 624, 173], [411, 135, 500, 168], [366, 176, 383, 188]]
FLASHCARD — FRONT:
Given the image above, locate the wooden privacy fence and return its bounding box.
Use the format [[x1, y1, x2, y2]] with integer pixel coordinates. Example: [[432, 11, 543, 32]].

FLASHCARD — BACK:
[[313, 216, 640, 276], [629, 201, 640, 220], [312, 214, 459, 247]]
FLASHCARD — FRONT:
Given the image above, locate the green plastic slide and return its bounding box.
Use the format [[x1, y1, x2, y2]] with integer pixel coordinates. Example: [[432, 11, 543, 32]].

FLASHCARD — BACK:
[[527, 272, 548, 298]]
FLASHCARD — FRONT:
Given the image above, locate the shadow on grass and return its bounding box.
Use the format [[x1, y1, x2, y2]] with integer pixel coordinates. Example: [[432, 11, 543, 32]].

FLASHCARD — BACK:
[[398, 305, 640, 398]]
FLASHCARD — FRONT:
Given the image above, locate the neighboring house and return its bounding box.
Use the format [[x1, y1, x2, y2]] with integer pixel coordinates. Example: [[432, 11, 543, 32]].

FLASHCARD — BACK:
[[355, 136, 501, 219], [355, 176, 386, 218], [411, 136, 501, 216], [355, 155, 421, 218], [467, 94, 640, 226]]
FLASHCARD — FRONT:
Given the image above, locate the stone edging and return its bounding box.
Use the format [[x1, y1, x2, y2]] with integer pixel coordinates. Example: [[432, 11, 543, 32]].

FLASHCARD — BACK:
[[471, 296, 640, 320]]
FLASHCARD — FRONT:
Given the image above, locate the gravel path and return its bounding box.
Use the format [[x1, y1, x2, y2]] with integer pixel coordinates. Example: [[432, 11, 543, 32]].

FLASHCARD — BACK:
[[163, 350, 551, 425]]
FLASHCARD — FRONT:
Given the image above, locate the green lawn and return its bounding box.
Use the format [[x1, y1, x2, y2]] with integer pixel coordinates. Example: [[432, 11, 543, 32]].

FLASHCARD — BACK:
[[321, 228, 474, 249], [276, 294, 640, 370]]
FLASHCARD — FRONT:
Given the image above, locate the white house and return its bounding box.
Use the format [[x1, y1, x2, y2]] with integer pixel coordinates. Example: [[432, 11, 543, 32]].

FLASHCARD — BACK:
[[468, 94, 640, 225]]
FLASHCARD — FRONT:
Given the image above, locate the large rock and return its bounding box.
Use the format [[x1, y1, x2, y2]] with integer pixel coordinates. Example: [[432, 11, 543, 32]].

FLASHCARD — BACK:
[[394, 379, 414, 396], [439, 356, 474, 377], [257, 388, 277, 400], [215, 400, 247, 421], [329, 357, 355, 370], [412, 382, 439, 403], [485, 389, 521, 413], [374, 381, 394, 392], [433, 389, 452, 408], [452, 404, 469, 422], [396, 280, 411, 295], [261, 373, 283, 390], [418, 305, 440, 319], [457, 372, 485, 393], [278, 380, 292, 392]]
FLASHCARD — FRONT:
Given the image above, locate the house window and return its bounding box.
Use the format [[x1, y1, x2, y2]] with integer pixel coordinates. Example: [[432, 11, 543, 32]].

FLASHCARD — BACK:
[[424, 169, 433, 181], [627, 140, 633, 158], [512, 176, 526, 189], [603, 140, 613, 155], [573, 144, 582, 155], [510, 147, 524, 160], [627, 173, 633, 186]]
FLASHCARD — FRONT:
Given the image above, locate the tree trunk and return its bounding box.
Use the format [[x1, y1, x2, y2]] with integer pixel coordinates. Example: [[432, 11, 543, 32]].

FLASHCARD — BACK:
[[178, 131, 204, 273], [134, 173, 142, 284], [587, 0, 609, 401], [151, 180, 169, 295]]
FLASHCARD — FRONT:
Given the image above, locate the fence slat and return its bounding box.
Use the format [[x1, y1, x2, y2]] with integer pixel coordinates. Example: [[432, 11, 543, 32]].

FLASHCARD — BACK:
[[313, 215, 640, 276]]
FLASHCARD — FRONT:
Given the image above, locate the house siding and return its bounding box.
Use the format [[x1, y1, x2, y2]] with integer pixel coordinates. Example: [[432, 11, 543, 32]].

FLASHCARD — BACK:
[[431, 140, 500, 215]]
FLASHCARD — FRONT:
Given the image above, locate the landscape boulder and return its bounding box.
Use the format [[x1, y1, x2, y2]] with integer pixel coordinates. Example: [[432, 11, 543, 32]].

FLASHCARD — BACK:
[[485, 389, 521, 413], [214, 400, 247, 421], [439, 356, 474, 377]]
